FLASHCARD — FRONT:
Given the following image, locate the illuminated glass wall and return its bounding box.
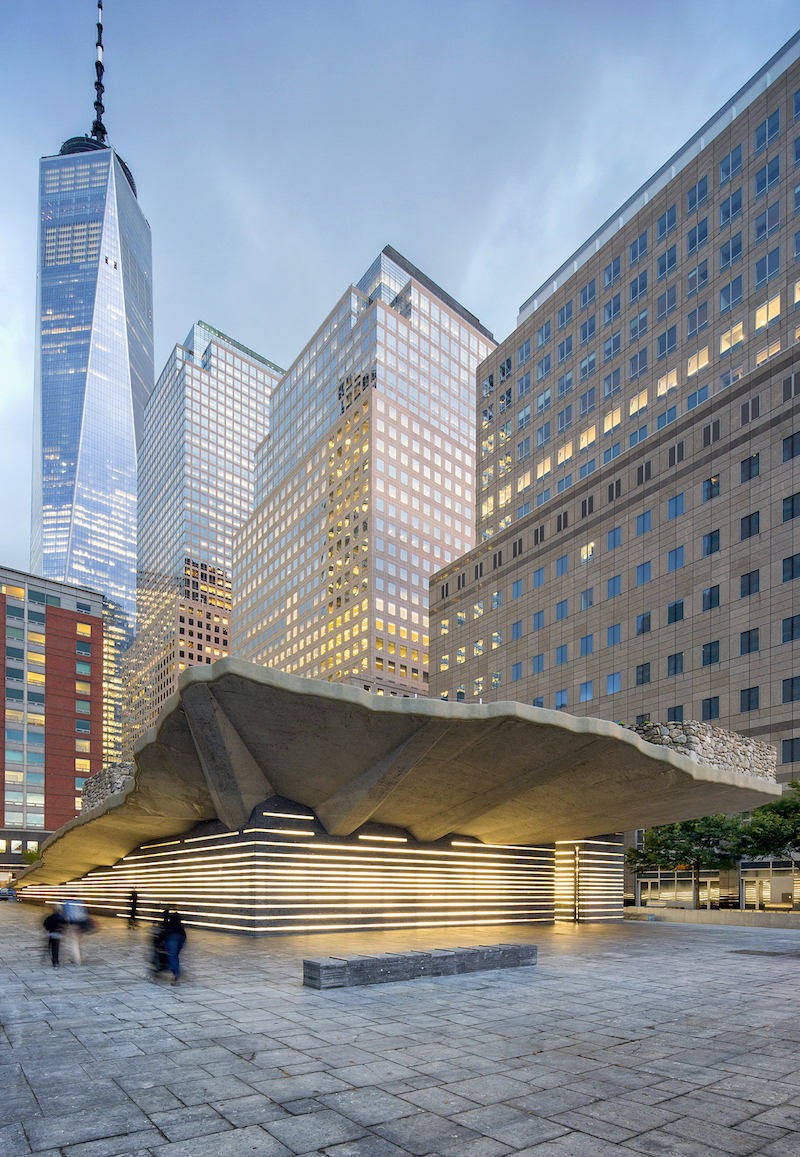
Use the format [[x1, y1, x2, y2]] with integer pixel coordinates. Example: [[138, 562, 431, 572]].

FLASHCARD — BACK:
[[31, 142, 154, 642]]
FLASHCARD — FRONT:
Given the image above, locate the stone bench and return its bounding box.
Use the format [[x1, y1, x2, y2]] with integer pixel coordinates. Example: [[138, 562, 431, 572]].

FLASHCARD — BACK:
[[302, 943, 537, 989]]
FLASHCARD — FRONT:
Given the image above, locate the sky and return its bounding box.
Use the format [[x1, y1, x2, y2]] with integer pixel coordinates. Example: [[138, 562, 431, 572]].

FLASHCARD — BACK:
[[1, 0, 798, 571]]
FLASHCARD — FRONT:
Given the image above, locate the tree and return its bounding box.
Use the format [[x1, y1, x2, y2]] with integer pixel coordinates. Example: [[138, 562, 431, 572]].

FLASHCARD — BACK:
[[21, 844, 40, 865], [626, 815, 743, 908], [739, 781, 800, 860]]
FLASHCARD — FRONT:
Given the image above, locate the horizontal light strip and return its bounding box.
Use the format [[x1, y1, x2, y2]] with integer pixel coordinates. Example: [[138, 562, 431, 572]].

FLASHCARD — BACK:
[[358, 834, 408, 842]]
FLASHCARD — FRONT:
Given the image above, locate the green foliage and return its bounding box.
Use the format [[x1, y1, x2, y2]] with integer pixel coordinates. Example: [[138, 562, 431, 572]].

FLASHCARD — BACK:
[[21, 845, 40, 864], [626, 815, 742, 875], [739, 781, 800, 860]]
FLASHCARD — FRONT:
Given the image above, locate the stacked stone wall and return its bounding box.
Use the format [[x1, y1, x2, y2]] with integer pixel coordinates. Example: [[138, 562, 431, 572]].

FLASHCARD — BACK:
[[81, 762, 135, 810], [626, 721, 776, 782]]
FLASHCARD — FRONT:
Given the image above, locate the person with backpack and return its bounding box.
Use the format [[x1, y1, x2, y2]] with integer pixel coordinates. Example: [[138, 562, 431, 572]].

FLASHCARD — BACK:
[[61, 898, 89, 964]]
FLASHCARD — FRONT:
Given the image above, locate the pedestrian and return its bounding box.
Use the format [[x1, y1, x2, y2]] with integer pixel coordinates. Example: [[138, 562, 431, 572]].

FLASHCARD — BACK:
[[128, 888, 138, 928], [161, 907, 187, 986], [62, 897, 89, 964], [43, 904, 64, 968]]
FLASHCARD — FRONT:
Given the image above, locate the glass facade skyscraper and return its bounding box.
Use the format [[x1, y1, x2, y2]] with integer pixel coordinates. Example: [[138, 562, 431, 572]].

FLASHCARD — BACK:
[[31, 135, 154, 762], [125, 322, 283, 746], [31, 140, 153, 625]]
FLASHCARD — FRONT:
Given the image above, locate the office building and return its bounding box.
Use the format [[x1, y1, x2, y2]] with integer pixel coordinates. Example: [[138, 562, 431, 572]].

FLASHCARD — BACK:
[[126, 322, 283, 744], [232, 247, 494, 694], [431, 34, 800, 783], [1, 566, 103, 880], [30, 5, 154, 762]]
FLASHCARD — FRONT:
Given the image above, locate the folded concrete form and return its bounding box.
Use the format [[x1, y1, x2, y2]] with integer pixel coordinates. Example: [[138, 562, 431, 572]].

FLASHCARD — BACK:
[[302, 942, 538, 989]]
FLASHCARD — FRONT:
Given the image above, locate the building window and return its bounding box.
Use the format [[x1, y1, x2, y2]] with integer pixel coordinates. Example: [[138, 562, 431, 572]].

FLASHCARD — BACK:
[[533, 611, 544, 630], [783, 614, 800, 642], [687, 259, 708, 296], [702, 641, 720, 666], [511, 620, 522, 640], [741, 629, 759, 655], [556, 553, 569, 576], [630, 272, 647, 304], [636, 663, 651, 686], [784, 492, 800, 523], [755, 156, 781, 200], [755, 202, 780, 245], [536, 323, 550, 350], [784, 553, 800, 582], [607, 527, 621, 551], [580, 279, 596, 311], [558, 301, 573, 330], [604, 257, 621, 287], [607, 672, 621, 695], [532, 653, 544, 674], [687, 217, 708, 256], [702, 697, 720, 721], [533, 567, 545, 588], [667, 705, 684, 723], [636, 561, 651, 585], [702, 585, 720, 612], [607, 623, 621, 646], [741, 570, 760, 597], [741, 512, 760, 540], [741, 454, 760, 483], [657, 205, 676, 238], [667, 494, 684, 521], [702, 476, 720, 502], [703, 530, 720, 556], [741, 687, 760, 713], [637, 511, 651, 536], [755, 109, 780, 154], [755, 247, 780, 288], [580, 681, 593, 703], [581, 587, 594, 610], [668, 599, 683, 624], [580, 634, 593, 657], [720, 275, 743, 315], [556, 644, 568, 666], [604, 331, 621, 363], [636, 612, 651, 635], [719, 187, 743, 228], [657, 286, 677, 322], [783, 677, 800, 703], [783, 738, 800, 763], [608, 575, 621, 599], [668, 547, 684, 571], [556, 599, 568, 621], [554, 688, 568, 711], [667, 652, 684, 676], [719, 144, 743, 185], [630, 230, 648, 265], [686, 176, 708, 213], [657, 245, 676, 281], [511, 663, 522, 682], [720, 232, 742, 271]]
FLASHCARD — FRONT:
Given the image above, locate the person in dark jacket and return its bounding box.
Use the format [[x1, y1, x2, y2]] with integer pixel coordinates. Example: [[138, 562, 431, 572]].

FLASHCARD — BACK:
[[128, 889, 138, 928], [43, 904, 64, 968], [162, 908, 187, 986]]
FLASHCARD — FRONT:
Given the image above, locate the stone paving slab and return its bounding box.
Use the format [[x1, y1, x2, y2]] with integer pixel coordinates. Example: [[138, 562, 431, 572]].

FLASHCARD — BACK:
[[4, 905, 800, 1155]]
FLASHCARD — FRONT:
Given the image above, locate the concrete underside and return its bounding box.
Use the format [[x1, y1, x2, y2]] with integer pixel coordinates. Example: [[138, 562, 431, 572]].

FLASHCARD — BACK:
[[16, 659, 780, 890]]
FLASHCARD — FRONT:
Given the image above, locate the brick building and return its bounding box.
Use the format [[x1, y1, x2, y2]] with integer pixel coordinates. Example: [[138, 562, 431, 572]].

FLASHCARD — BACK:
[[1, 567, 103, 878]]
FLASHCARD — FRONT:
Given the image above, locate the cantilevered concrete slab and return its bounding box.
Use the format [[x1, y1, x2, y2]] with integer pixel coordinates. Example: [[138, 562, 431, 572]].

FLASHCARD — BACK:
[[16, 659, 780, 888]]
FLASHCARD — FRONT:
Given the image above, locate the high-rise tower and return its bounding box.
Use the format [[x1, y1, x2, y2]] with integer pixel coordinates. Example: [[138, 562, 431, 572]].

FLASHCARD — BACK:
[[31, 2, 154, 759]]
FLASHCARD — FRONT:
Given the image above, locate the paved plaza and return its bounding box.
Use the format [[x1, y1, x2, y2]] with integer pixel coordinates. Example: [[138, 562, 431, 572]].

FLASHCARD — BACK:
[[2, 906, 800, 1157]]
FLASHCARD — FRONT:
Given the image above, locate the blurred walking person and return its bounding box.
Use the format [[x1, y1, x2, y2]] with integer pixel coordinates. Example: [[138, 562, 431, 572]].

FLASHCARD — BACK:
[[128, 888, 139, 929], [62, 897, 89, 964], [162, 907, 187, 986], [43, 903, 64, 968]]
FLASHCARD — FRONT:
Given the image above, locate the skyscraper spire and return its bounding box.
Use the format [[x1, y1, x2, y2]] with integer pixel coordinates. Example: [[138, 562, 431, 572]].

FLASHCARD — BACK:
[[91, 0, 106, 144]]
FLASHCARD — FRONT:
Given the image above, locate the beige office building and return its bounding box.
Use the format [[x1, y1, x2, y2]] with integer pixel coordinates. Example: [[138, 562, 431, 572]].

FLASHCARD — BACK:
[[431, 34, 800, 784], [232, 247, 494, 695]]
